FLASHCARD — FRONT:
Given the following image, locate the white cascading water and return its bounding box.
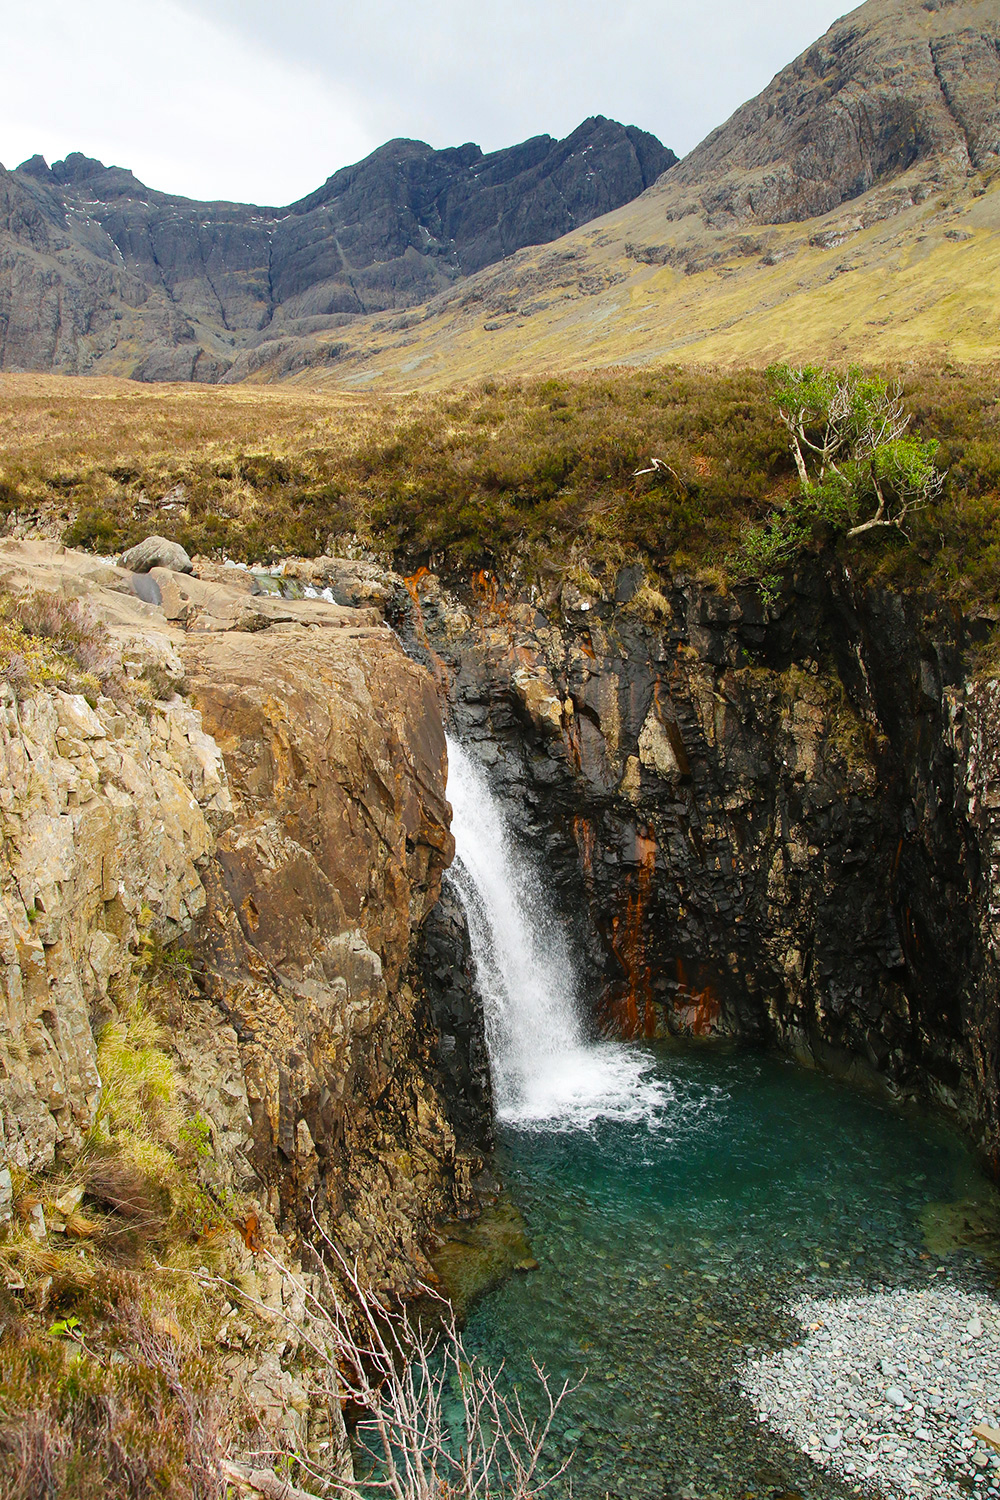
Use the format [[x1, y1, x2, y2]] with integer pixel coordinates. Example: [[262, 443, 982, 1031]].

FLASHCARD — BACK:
[[446, 735, 668, 1130]]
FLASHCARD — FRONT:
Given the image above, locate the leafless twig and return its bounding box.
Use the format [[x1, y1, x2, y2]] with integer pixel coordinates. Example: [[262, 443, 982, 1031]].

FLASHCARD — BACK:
[[212, 1203, 579, 1500]]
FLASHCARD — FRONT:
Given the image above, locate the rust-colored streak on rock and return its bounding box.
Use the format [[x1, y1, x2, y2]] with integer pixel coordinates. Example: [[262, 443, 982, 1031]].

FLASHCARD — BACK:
[[471, 568, 512, 625], [404, 568, 452, 691], [673, 959, 721, 1037], [472, 568, 520, 655], [572, 816, 595, 888], [607, 829, 658, 1040], [471, 569, 499, 615]]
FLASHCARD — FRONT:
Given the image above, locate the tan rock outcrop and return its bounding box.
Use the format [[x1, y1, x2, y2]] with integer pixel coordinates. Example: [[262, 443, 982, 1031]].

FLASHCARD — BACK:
[[0, 679, 228, 1169], [0, 541, 474, 1290], [181, 625, 469, 1280]]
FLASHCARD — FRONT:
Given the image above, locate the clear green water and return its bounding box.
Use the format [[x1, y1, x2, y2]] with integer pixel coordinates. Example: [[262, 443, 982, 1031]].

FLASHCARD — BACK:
[[459, 1042, 998, 1500]]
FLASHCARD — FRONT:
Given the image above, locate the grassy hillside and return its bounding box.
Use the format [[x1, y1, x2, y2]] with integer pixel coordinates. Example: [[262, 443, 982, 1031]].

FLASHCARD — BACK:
[[2, 366, 1000, 612], [241, 0, 1000, 390], [253, 166, 1000, 391]]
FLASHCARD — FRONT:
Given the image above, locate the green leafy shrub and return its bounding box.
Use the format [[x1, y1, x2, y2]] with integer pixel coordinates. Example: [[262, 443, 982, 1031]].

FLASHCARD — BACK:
[[735, 364, 945, 601]]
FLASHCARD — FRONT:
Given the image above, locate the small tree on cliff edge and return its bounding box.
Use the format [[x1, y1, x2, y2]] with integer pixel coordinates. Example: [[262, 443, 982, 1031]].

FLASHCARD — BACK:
[[738, 364, 944, 604]]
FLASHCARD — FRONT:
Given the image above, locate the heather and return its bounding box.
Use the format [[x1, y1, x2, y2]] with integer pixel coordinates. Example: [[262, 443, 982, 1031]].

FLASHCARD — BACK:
[[0, 366, 998, 605]]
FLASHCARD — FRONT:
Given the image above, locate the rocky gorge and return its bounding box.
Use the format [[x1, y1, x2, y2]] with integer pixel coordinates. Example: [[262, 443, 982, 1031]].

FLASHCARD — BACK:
[[391, 557, 1000, 1166], [4, 529, 1000, 1493]]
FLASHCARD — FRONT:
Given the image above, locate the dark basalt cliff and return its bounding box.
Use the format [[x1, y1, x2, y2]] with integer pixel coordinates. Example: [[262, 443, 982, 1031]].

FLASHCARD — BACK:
[[394, 562, 1000, 1170], [0, 118, 673, 380]]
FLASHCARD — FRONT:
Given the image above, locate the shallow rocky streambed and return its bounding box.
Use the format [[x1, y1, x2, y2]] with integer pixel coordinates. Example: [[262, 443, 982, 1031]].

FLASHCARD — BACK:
[[458, 1043, 1000, 1500]]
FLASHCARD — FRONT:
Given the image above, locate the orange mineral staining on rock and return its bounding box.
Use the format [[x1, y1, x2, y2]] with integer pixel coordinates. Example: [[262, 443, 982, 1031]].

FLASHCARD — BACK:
[[403, 567, 451, 689], [572, 815, 595, 888], [673, 960, 722, 1037], [607, 829, 659, 1040]]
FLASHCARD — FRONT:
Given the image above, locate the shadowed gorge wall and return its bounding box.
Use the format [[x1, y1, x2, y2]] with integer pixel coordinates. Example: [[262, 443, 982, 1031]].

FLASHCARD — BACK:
[[396, 561, 1000, 1169]]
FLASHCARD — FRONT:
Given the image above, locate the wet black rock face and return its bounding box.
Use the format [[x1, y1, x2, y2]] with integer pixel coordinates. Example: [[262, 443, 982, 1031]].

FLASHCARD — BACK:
[[393, 561, 1000, 1167], [417, 881, 494, 1154]]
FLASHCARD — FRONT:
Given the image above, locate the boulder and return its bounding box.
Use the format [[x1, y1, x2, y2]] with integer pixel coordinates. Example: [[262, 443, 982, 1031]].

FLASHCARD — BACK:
[[121, 535, 194, 575]]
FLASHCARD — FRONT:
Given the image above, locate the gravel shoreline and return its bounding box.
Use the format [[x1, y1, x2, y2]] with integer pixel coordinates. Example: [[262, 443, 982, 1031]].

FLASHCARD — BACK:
[[739, 1284, 1000, 1498]]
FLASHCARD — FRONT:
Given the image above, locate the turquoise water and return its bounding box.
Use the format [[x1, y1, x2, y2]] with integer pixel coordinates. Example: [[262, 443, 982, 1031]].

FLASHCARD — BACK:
[[460, 1042, 998, 1500]]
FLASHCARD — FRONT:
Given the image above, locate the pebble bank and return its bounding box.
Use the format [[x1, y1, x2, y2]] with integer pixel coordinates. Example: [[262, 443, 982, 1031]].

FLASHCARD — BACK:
[[740, 1285, 1000, 1498]]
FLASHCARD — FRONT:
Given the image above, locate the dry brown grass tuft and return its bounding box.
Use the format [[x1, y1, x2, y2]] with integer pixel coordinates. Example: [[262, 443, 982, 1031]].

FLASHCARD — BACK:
[[0, 978, 273, 1498], [2, 364, 1000, 608], [0, 1290, 229, 1500]]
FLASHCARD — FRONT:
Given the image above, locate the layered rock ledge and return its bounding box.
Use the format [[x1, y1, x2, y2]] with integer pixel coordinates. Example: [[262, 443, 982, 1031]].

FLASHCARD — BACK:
[[0, 539, 483, 1290]]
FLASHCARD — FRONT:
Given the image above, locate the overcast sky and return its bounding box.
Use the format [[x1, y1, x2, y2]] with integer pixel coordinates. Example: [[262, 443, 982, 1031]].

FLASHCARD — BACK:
[[3, 0, 850, 204]]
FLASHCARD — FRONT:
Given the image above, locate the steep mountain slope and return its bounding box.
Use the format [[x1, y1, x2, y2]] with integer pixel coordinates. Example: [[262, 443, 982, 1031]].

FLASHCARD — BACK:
[[5, 0, 998, 389], [666, 0, 1000, 224], [0, 119, 673, 380], [247, 0, 1000, 388]]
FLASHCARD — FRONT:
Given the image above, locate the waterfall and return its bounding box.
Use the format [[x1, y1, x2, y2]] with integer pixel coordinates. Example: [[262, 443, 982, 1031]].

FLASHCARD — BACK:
[[446, 735, 667, 1130]]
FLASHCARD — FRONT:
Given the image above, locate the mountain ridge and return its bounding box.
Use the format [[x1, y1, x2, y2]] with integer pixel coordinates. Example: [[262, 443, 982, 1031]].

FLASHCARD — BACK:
[[0, 117, 674, 380], [3, 0, 1000, 387], [249, 0, 1000, 387]]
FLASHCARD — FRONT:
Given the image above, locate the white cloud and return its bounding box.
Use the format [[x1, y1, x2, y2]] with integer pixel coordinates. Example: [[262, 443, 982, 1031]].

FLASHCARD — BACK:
[[175, 0, 850, 156], [2, 0, 851, 202], [0, 0, 375, 202]]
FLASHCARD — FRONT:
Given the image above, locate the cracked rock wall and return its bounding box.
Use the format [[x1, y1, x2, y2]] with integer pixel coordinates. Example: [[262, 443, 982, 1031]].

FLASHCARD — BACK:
[[0, 541, 483, 1291], [400, 560, 1000, 1165]]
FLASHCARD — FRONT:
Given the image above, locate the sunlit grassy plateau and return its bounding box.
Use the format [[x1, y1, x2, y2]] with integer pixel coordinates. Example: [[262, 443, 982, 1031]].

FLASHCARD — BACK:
[[2, 363, 1000, 612]]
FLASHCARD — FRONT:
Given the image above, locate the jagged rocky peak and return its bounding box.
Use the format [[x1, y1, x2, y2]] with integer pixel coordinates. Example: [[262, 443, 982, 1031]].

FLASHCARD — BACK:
[[15, 154, 54, 182], [17, 151, 154, 202], [288, 116, 676, 277], [0, 115, 674, 381], [662, 0, 1000, 224]]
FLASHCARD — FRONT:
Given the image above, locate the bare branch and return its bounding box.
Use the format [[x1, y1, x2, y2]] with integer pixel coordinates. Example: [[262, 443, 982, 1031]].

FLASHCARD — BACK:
[[206, 1202, 579, 1500]]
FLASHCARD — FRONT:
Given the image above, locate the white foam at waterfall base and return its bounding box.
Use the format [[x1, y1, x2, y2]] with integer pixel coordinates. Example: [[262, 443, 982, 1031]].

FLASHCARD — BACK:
[[445, 735, 669, 1131]]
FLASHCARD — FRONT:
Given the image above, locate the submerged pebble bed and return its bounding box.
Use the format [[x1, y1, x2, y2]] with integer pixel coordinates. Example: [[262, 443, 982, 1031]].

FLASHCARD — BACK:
[[740, 1285, 1000, 1499]]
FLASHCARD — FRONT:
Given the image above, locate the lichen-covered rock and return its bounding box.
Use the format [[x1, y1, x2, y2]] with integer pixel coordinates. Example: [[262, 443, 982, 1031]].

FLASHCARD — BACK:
[[0, 542, 493, 1488], [121, 535, 194, 574], [0, 680, 227, 1169], [179, 623, 481, 1282]]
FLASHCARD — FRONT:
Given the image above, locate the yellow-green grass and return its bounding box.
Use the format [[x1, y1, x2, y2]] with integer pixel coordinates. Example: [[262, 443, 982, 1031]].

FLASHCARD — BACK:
[[0, 372, 387, 475], [262, 171, 1000, 391], [0, 960, 270, 1499]]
